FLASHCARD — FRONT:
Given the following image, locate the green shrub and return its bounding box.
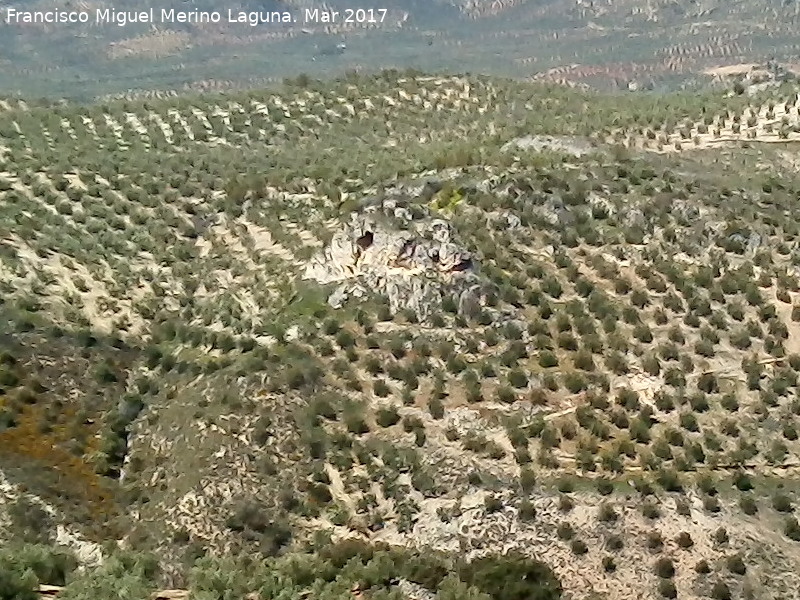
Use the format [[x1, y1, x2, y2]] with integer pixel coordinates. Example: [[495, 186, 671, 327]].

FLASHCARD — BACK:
[[598, 503, 618, 523], [458, 553, 562, 600], [739, 494, 758, 515], [0, 545, 77, 600], [606, 534, 624, 551], [570, 540, 588, 556], [508, 369, 528, 388], [496, 386, 516, 404], [596, 478, 614, 496], [93, 360, 119, 383], [562, 372, 586, 393], [656, 468, 682, 493], [436, 575, 493, 600], [519, 468, 537, 493], [773, 492, 794, 513], [372, 379, 390, 397], [556, 522, 574, 540], [344, 413, 370, 435], [647, 531, 664, 550], [642, 501, 661, 520], [61, 552, 158, 600], [713, 527, 729, 545], [376, 405, 401, 427], [598, 555, 615, 574], [785, 516, 800, 541], [726, 553, 746, 575], [572, 350, 595, 371], [711, 581, 732, 600], [658, 580, 677, 599], [484, 495, 503, 513], [428, 397, 445, 419], [694, 559, 711, 574], [539, 351, 558, 368], [732, 470, 753, 491], [654, 557, 674, 579]]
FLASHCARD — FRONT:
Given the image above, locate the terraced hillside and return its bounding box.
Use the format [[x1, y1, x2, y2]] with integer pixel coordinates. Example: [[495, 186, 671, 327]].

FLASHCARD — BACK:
[[1, 0, 800, 98], [609, 90, 798, 151], [3, 73, 800, 599]]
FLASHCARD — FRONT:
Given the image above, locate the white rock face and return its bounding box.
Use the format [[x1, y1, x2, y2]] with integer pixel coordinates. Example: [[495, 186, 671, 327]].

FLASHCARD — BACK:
[[303, 198, 479, 320], [55, 525, 104, 568], [500, 134, 594, 157]]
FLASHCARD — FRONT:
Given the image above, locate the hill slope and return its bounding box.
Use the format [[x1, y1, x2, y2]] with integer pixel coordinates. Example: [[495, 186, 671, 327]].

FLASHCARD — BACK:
[[2, 73, 800, 599]]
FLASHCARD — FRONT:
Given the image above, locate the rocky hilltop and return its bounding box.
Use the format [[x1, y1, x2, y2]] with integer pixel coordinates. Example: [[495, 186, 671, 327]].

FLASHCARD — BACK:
[[304, 191, 480, 319]]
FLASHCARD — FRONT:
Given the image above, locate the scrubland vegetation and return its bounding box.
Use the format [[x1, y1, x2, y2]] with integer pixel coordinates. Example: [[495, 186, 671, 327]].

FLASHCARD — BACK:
[[2, 69, 800, 599]]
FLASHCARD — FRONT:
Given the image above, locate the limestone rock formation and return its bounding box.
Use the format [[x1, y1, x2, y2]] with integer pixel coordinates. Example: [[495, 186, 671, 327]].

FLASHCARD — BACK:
[[500, 134, 595, 157], [303, 197, 480, 320]]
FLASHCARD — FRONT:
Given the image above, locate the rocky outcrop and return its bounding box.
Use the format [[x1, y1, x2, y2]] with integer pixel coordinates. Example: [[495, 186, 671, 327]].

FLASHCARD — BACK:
[[303, 196, 480, 320], [501, 135, 595, 157]]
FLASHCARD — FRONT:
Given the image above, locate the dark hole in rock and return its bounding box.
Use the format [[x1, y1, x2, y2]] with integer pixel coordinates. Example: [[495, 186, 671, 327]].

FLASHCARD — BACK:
[[409, 206, 426, 220], [356, 231, 374, 249], [452, 258, 472, 272]]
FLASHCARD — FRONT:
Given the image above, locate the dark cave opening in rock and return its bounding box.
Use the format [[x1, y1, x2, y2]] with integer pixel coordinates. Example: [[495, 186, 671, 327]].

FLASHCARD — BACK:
[[356, 231, 374, 250], [393, 239, 416, 268], [452, 258, 473, 272]]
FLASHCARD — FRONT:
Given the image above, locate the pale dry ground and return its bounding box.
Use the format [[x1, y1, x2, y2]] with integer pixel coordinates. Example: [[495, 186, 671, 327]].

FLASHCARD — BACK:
[[107, 31, 193, 60], [195, 217, 298, 267], [703, 64, 761, 77], [294, 308, 800, 599], [703, 63, 800, 79], [778, 149, 800, 172]]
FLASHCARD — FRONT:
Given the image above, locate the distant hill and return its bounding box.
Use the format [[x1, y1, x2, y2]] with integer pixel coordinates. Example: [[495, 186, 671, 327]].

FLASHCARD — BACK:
[[1, 0, 799, 98]]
